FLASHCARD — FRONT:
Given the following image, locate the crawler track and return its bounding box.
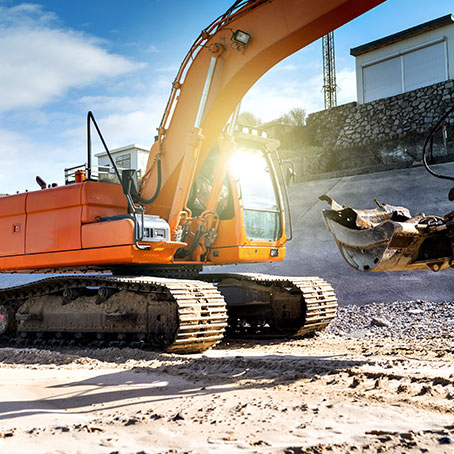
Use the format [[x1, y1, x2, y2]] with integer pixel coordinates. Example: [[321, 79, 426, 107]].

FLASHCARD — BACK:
[[0, 272, 337, 351], [0, 275, 227, 354], [203, 273, 337, 338]]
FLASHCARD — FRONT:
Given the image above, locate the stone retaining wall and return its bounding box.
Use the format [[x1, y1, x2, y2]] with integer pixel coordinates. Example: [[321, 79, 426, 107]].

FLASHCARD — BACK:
[[296, 79, 454, 178]]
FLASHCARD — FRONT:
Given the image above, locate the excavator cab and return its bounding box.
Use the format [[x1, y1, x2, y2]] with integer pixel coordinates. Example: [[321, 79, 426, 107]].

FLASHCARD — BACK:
[[179, 125, 289, 264]]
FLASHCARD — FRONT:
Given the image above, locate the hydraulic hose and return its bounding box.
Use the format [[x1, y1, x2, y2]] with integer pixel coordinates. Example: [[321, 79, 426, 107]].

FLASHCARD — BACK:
[[422, 104, 454, 182], [134, 155, 162, 205]]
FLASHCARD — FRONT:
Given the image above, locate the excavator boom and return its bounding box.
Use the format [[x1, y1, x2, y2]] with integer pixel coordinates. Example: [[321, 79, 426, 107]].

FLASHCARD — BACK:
[[141, 0, 386, 223]]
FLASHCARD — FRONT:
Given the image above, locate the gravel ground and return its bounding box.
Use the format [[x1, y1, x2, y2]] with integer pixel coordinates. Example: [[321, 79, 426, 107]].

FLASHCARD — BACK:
[[327, 300, 454, 339]]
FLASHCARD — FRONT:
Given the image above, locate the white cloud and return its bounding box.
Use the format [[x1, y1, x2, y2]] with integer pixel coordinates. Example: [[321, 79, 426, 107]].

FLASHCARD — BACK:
[[240, 65, 358, 122], [62, 101, 165, 152], [0, 128, 70, 193], [241, 76, 324, 122], [147, 44, 159, 53], [276, 64, 298, 72], [71, 85, 170, 150], [336, 67, 357, 105], [0, 3, 57, 27], [0, 3, 145, 113], [78, 95, 149, 114], [89, 111, 158, 149], [77, 74, 171, 114], [0, 4, 170, 194], [153, 64, 179, 74]]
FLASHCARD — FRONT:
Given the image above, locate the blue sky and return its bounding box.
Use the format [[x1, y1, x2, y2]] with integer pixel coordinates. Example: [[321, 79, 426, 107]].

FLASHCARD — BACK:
[[0, 0, 453, 193]]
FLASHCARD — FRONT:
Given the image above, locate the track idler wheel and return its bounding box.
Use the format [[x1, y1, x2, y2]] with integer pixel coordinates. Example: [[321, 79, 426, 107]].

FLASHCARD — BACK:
[[97, 286, 116, 302], [62, 287, 81, 303], [0, 304, 16, 336]]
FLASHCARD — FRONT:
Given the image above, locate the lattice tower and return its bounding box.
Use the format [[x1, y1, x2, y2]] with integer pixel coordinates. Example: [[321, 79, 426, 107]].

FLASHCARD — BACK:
[[322, 31, 337, 109]]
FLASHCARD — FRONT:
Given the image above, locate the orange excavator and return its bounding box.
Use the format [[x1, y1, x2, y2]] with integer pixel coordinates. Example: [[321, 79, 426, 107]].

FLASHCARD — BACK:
[[0, 0, 384, 353]]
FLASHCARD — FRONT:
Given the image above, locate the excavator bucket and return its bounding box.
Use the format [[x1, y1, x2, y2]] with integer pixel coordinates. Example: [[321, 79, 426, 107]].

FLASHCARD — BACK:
[[320, 195, 454, 273]]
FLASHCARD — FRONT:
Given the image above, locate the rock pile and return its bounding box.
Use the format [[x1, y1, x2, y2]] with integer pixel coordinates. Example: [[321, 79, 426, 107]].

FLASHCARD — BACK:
[[326, 300, 454, 339]]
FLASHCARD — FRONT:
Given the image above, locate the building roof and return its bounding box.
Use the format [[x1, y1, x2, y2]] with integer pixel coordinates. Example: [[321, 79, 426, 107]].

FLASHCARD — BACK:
[[350, 13, 454, 57], [95, 144, 149, 158]]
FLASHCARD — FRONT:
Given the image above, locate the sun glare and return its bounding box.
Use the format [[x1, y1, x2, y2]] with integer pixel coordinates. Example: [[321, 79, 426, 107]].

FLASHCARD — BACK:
[[229, 147, 264, 181]]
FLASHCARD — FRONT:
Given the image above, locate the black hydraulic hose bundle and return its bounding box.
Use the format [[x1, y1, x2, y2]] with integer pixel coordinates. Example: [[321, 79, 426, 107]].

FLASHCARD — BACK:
[[422, 104, 454, 183], [131, 154, 162, 205]]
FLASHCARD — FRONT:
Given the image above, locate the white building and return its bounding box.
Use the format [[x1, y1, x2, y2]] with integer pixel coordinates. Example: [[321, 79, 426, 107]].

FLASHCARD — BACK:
[[351, 14, 454, 104], [95, 144, 150, 177]]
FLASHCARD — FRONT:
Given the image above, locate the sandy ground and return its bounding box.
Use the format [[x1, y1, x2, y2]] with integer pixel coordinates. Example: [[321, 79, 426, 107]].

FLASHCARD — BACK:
[[0, 334, 453, 454]]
